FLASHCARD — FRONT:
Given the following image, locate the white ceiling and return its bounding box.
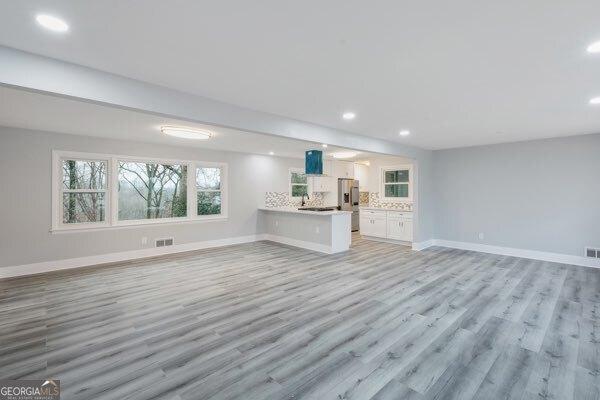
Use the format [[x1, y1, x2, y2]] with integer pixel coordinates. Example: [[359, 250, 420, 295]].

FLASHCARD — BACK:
[[1, 0, 600, 149], [0, 86, 405, 163]]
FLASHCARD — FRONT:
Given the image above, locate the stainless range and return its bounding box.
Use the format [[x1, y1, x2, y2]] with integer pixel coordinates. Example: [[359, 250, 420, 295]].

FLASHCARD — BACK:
[[338, 178, 360, 231]]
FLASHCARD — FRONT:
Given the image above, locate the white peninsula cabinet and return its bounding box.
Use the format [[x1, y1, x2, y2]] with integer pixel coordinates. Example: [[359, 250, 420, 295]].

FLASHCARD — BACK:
[[359, 209, 413, 243]]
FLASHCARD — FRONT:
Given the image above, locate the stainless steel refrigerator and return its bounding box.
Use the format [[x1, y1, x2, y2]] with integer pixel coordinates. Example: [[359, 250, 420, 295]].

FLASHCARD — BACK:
[[338, 178, 360, 231]]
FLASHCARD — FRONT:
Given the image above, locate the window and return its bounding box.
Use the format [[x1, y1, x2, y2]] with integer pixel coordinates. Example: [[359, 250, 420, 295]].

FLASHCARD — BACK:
[[118, 162, 188, 221], [290, 168, 308, 197], [196, 167, 222, 215], [381, 165, 412, 200], [52, 151, 228, 231], [61, 159, 107, 224]]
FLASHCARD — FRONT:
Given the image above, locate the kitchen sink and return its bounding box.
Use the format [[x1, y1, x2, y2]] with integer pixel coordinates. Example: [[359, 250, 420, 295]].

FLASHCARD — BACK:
[[298, 207, 337, 212]]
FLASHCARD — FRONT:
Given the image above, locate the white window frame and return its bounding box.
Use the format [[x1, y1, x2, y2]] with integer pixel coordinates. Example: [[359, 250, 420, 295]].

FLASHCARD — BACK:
[[289, 168, 310, 199], [379, 165, 413, 201], [51, 150, 228, 232], [53, 152, 111, 231], [195, 163, 228, 219]]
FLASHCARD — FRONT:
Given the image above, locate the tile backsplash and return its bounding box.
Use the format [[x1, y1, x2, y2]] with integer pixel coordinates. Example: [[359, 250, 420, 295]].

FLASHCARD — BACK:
[[359, 191, 370, 205], [264, 192, 325, 208], [264, 191, 411, 210], [368, 192, 413, 211]]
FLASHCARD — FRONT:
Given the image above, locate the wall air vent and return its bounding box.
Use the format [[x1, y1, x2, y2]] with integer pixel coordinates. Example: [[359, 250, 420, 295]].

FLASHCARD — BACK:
[[585, 247, 600, 258], [156, 238, 174, 247]]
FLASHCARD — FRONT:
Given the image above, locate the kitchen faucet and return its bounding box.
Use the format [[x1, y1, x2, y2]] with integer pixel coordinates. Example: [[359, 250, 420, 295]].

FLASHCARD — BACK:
[[301, 192, 310, 207]]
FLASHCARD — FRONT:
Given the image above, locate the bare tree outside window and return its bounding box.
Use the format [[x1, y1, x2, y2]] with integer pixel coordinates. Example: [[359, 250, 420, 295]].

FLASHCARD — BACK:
[[290, 170, 308, 197], [118, 162, 187, 220], [196, 167, 221, 215], [61, 160, 107, 223]]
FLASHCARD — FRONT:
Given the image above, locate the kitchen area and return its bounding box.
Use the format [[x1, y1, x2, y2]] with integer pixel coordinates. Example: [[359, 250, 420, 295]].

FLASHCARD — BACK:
[[259, 148, 414, 253]]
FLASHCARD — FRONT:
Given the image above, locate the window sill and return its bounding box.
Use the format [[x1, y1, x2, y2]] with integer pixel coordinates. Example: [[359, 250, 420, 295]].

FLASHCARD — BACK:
[[50, 216, 228, 234]]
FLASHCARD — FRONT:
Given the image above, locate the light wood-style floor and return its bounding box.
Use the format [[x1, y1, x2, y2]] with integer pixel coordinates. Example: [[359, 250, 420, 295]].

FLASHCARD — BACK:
[[1, 235, 600, 400]]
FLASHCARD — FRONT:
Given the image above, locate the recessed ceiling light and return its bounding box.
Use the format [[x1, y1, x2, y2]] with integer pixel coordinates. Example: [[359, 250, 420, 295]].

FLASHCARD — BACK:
[[342, 112, 356, 120], [161, 126, 212, 140], [589, 97, 600, 105], [587, 41, 600, 53], [36, 14, 69, 32], [321, 144, 328, 148], [269, 151, 275, 155], [330, 151, 358, 159], [399, 130, 411, 137]]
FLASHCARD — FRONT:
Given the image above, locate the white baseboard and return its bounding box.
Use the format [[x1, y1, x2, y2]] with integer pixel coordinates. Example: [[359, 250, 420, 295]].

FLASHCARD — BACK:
[[412, 239, 436, 251], [5, 234, 598, 279], [361, 235, 412, 248], [429, 239, 600, 269], [262, 234, 336, 254], [0, 235, 261, 279]]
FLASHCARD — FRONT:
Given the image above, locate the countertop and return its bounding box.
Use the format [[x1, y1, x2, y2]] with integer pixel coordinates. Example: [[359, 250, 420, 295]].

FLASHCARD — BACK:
[[359, 206, 413, 212], [259, 207, 352, 216]]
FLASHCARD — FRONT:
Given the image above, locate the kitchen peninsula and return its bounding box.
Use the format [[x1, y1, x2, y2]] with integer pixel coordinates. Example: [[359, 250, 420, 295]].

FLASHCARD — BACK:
[[258, 207, 352, 254]]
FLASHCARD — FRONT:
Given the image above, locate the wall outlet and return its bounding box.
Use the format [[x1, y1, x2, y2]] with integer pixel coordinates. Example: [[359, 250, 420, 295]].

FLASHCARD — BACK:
[[315, 226, 320, 234], [141, 236, 148, 245], [275, 220, 279, 227], [478, 232, 485, 240]]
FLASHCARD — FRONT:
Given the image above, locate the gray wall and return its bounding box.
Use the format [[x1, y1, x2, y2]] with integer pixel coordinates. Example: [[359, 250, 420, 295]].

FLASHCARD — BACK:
[[415, 151, 435, 246], [433, 133, 600, 256], [0, 126, 303, 267], [0, 46, 437, 246]]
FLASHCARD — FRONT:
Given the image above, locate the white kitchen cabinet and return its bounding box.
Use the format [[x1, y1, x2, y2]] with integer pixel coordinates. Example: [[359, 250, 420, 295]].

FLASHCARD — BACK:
[[322, 160, 333, 176], [353, 163, 369, 191], [360, 209, 413, 242], [360, 210, 386, 238], [359, 216, 371, 235], [387, 217, 413, 241], [311, 176, 334, 192], [333, 161, 354, 179], [402, 219, 413, 241], [308, 160, 334, 192], [360, 217, 386, 238]]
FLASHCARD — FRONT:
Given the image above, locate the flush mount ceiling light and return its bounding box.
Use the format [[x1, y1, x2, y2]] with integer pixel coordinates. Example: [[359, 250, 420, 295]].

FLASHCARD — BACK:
[[589, 97, 600, 105], [36, 14, 69, 32], [321, 144, 328, 148], [330, 151, 358, 159], [587, 41, 600, 53], [269, 151, 275, 155], [161, 126, 212, 140], [399, 130, 411, 137], [342, 112, 356, 120]]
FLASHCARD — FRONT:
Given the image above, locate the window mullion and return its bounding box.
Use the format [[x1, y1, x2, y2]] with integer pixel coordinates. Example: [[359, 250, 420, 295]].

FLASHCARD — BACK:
[[62, 189, 106, 193], [110, 157, 118, 226], [188, 162, 196, 218], [54, 153, 226, 230]]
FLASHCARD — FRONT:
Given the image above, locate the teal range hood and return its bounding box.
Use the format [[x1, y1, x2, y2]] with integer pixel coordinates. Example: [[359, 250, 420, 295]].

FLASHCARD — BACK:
[[305, 150, 323, 175]]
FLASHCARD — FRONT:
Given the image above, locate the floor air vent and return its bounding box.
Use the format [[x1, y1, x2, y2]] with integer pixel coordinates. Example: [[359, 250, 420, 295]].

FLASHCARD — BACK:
[[156, 238, 174, 247], [586, 247, 600, 258]]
